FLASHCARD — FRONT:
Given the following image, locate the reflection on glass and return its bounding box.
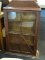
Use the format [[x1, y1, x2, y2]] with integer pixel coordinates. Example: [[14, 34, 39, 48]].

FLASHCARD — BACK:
[[8, 12, 21, 22], [22, 22, 35, 34], [20, 35, 34, 52], [22, 12, 36, 22]]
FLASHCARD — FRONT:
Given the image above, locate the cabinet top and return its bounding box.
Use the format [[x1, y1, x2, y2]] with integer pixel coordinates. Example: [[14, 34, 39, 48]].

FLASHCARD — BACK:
[[3, 1, 41, 11]]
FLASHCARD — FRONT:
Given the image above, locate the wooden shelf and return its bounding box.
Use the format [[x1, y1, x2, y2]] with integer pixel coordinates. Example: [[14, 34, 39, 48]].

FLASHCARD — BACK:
[[8, 31, 35, 36], [8, 19, 21, 22], [8, 31, 20, 34]]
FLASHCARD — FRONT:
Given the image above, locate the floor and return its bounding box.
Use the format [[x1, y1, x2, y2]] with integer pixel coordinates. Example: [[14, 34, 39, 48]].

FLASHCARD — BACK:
[[0, 10, 45, 60]]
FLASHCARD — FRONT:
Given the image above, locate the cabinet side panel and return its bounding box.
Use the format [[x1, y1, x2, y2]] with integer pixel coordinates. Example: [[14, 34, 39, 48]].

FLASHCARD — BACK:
[[3, 10, 9, 51], [34, 11, 40, 55]]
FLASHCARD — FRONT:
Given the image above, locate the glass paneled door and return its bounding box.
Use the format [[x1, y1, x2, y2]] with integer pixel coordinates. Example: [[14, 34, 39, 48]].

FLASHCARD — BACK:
[[8, 12, 21, 51], [7, 11, 36, 53], [20, 12, 36, 52]]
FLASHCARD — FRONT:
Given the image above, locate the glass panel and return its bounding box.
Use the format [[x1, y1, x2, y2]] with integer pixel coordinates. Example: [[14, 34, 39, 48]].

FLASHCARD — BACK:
[[8, 22, 21, 34], [22, 22, 35, 34], [22, 12, 36, 22], [9, 34, 34, 52], [22, 12, 36, 35], [8, 12, 21, 34], [9, 34, 21, 51], [20, 35, 34, 52], [7, 12, 36, 53], [8, 12, 21, 22]]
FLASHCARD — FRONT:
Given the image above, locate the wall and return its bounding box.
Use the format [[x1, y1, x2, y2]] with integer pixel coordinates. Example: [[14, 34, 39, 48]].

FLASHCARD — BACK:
[[41, 10, 45, 17], [39, 9, 45, 40]]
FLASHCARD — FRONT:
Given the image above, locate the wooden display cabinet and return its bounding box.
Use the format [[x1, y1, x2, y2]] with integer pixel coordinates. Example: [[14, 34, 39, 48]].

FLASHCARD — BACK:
[[3, 1, 41, 55]]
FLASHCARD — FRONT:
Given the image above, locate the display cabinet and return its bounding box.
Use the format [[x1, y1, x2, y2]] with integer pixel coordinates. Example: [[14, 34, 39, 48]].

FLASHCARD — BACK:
[[3, 1, 41, 55]]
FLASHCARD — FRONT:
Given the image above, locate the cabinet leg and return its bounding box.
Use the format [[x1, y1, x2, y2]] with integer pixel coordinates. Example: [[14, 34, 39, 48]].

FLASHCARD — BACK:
[[32, 50, 39, 59]]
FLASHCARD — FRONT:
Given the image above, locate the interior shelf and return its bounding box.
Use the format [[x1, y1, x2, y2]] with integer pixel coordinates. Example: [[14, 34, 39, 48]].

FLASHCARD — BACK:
[[8, 31, 35, 36], [8, 19, 21, 22], [8, 31, 20, 34]]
